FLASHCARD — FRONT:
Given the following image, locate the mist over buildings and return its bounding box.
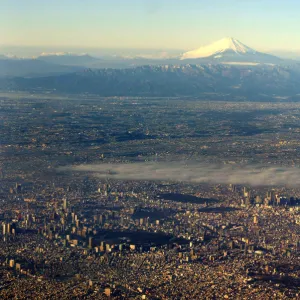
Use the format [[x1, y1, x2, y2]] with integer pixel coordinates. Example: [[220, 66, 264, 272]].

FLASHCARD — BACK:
[[64, 162, 300, 186]]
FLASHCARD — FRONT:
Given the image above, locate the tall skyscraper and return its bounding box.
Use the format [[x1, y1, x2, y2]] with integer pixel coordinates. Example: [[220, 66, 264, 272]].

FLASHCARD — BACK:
[[2, 223, 6, 235], [254, 215, 258, 225], [63, 198, 67, 210], [89, 237, 94, 249]]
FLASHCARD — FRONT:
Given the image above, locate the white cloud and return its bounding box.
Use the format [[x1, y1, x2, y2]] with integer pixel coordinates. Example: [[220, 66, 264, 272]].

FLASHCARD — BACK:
[[61, 162, 300, 186]]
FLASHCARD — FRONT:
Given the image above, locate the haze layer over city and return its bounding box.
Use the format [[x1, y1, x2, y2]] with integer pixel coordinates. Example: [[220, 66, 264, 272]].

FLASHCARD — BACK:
[[1, 1, 300, 299]]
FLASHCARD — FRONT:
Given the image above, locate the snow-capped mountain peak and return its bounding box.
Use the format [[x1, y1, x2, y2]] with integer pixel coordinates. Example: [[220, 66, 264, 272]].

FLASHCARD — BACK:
[[181, 37, 256, 60], [0, 53, 19, 59], [39, 52, 89, 57]]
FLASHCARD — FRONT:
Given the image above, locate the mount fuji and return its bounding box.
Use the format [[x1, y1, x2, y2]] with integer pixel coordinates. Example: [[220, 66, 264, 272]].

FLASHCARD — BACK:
[[180, 37, 282, 64]]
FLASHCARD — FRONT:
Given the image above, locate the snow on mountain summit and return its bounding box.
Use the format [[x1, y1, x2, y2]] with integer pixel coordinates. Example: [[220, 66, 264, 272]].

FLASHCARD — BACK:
[[39, 52, 89, 57], [181, 37, 256, 60]]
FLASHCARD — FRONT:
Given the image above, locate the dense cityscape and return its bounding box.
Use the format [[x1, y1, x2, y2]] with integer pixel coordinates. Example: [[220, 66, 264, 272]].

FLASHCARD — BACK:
[[1, 93, 300, 299], [3, 1, 300, 298]]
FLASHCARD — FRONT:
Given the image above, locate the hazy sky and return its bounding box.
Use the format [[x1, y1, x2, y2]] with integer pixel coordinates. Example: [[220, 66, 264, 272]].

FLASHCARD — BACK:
[[2, 0, 300, 51]]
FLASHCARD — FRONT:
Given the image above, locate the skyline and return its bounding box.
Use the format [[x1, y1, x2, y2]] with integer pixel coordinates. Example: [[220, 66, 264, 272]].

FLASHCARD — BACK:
[[2, 0, 300, 53]]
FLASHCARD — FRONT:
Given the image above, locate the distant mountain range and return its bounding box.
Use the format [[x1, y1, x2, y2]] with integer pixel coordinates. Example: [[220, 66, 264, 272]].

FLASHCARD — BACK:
[[0, 58, 80, 77], [0, 37, 296, 77], [2, 64, 300, 101], [36, 52, 99, 66], [1, 38, 300, 100]]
